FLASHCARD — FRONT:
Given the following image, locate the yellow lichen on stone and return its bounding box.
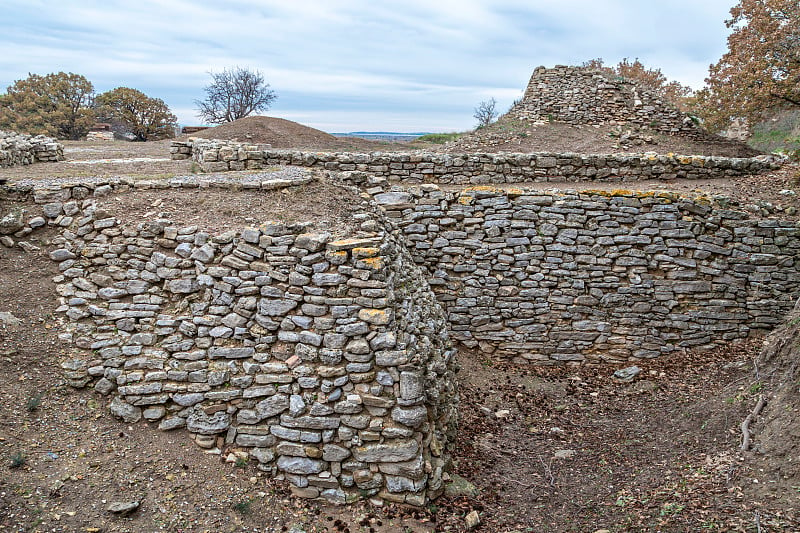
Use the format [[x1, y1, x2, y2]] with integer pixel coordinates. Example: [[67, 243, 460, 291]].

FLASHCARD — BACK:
[[352, 247, 380, 259], [609, 189, 634, 196], [357, 256, 384, 270], [326, 250, 348, 261], [358, 308, 392, 325], [458, 195, 476, 205]]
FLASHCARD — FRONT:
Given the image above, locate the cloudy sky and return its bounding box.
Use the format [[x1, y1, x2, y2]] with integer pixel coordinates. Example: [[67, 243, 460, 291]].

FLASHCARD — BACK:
[[1, 1, 737, 133]]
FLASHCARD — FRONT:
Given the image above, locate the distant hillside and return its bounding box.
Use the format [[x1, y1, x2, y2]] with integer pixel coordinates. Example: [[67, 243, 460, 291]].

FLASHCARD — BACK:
[[189, 116, 391, 151], [748, 108, 800, 156]]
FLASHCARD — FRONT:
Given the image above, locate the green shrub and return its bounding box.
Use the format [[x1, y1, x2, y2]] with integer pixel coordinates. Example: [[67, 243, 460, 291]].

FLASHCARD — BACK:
[[415, 132, 462, 144]]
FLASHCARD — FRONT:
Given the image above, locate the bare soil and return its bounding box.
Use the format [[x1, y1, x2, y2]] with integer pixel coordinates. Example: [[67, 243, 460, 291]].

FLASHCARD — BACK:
[[188, 116, 397, 152], [428, 120, 763, 158], [1, 135, 799, 532], [92, 181, 363, 237]]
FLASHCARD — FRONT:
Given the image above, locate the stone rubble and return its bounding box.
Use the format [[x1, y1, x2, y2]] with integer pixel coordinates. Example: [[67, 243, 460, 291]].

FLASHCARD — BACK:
[[0, 129, 64, 168], [508, 65, 702, 137]]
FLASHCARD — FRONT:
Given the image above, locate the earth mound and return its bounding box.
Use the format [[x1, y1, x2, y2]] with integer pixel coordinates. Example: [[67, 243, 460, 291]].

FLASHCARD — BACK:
[[440, 115, 763, 158], [188, 115, 389, 151], [751, 298, 800, 484]]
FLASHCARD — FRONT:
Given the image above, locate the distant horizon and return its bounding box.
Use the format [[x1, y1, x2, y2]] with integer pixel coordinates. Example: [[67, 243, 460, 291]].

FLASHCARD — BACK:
[[0, 1, 738, 132], [178, 121, 443, 136]]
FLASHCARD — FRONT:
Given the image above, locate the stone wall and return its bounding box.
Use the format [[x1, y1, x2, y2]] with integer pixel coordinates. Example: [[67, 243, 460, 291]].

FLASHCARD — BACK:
[[3, 176, 458, 506], [508, 65, 699, 136], [170, 140, 779, 183], [6, 172, 800, 506], [0, 130, 64, 167], [372, 186, 800, 363]]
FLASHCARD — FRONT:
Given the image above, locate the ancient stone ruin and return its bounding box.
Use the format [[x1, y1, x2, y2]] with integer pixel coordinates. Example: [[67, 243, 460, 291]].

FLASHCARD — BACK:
[[0, 130, 64, 168], [507, 65, 700, 136], [2, 66, 798, 508]]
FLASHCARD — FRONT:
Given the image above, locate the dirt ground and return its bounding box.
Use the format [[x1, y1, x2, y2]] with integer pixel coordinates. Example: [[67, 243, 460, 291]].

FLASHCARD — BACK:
[[1, 136, 799, 532], [0, 236, 793, 532], [188, 116, 397, 152], [437, 119, 763, 158]]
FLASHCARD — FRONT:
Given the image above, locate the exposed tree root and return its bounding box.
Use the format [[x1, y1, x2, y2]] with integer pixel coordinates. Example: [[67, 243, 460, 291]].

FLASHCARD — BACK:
[[741, 394, 766, 451]]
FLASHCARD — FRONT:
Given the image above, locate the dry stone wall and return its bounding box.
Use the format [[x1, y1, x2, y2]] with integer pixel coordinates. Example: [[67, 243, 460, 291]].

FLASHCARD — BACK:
[[170, 140, 779, 184], [3, 176, 458, 506], [372, 186, 800, 363], [0, 130, 63, 168], [508, 65, 699, 136]]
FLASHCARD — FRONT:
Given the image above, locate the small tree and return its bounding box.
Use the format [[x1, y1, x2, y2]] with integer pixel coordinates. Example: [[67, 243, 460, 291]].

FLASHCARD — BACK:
[[581, 58, 693, 111], [95, 87, 177, 141], [0, 72, 95, 139], [196, 67, 277, 124], [695, 0, 800, 132], [474, 98, 498, 128]]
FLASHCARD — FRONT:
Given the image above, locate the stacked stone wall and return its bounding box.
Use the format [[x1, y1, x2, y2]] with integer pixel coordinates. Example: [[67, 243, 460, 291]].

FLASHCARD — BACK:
[[2, 176, 458, 506], [508, 65, 699, 136], [0, 130, 64, 167], [373, 186, 800, 362], [170, 140, 779, 183]]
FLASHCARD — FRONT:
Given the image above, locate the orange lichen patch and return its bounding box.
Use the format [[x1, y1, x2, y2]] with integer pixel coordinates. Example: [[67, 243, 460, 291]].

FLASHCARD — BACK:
[[458, 195, 476, 206], [506, 187, 525, 196], [326, 250, 348, 262], [693, 195, 712, 205], [462, 185, 504, 193], [655, 192, 679, 201], [356, 256, 384, 270], [352, 247, 380, 259], [327, 237, 381, 252], [609, 189, 635, 196], [358, 308, 392, 325]]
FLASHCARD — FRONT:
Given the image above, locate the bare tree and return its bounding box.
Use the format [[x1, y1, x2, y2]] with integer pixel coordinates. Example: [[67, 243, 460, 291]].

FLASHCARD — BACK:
[[195, 67, 277, 124], [473, 98, 498, 128]]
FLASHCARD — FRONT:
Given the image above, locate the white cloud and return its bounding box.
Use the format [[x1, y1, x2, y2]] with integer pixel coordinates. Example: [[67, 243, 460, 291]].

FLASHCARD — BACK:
[[0, 0, 736, 132]]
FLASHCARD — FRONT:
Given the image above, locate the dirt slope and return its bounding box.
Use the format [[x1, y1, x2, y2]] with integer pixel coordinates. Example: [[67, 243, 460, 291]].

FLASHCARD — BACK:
[[189, 116, 392, 151], [439, 115, 763, 157]]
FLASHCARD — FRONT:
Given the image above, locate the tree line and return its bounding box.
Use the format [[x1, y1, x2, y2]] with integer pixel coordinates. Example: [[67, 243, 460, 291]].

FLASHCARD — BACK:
[[0, 67, 277, 141], [475, 0, 798, 135], [1, 0, 795, 141], [0, 73, 177, 141]]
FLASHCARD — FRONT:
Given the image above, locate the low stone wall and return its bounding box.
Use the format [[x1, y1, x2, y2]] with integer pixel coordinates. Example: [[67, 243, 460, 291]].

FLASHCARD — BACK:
[[0, 130, 63, 167], [372, 186, 800, 362], [2, 171, 315, 209], [86, 131, 114, 142], [170, 140, 780, 184], [3, 179, 457, 506]]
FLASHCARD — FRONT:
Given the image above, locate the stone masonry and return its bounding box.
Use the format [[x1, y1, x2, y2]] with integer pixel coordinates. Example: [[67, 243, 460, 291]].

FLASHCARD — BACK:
[[3, 174, 458, 506], [371, 185, 800, 362], [0, 129, 64, 168], [4, 164, 800, 505], [507, 65, 700, 136], [170, 139, 780, 183]]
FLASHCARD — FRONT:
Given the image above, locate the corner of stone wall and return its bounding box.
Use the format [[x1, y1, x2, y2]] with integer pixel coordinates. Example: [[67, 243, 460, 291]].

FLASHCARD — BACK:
[[30, 182, 457, 506]]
